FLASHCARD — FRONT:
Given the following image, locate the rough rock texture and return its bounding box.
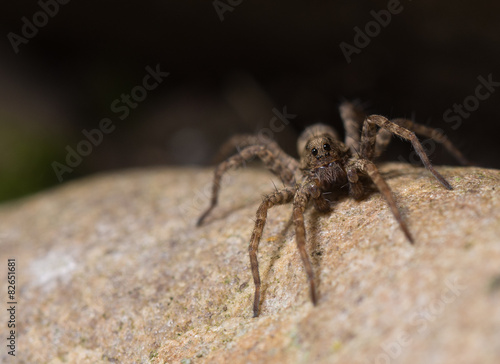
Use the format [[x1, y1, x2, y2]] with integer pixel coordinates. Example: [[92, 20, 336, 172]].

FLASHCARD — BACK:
[[0, 163, 499, 364]]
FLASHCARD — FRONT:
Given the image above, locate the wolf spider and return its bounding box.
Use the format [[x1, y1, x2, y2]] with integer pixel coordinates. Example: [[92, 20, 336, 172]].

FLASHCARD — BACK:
[[197, 101, 468, 317]]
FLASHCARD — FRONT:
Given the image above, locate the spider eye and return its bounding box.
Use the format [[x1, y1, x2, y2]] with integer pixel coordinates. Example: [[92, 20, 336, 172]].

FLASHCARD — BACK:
[[311, 148, 318, 156], [323, 143, 331, 151]]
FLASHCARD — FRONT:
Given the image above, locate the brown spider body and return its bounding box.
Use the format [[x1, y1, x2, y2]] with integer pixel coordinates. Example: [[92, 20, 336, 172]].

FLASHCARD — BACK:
[[197, 101, 469, 317], [299, 125, 350, 191]]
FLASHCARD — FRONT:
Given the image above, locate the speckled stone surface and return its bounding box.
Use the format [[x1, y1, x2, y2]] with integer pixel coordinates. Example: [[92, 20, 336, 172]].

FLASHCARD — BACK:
[[0, 163, 499, 364]]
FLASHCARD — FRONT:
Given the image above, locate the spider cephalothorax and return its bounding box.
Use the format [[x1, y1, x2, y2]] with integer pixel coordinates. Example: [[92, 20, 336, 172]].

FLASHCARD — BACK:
[[197, 101, 469, 317], [298, 124, 350, 187]]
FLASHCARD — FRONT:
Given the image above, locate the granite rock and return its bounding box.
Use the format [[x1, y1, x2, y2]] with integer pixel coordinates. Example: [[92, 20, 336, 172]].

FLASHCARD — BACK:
[[0, 163, 499, 363]]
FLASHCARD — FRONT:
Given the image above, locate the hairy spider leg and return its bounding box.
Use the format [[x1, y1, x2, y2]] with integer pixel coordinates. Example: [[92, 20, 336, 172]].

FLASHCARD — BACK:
[[197, 144, 298, 226], [339, 101, 470, 166], [292, 183, 321, 309], [374, 118, 471, 165], [249, 187, 295, 317], [363, 115, 453, 190], [339, 100, 365, 155]]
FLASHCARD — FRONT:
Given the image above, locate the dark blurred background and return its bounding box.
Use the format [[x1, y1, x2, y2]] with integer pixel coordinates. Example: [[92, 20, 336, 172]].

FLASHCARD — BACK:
[[1, 0, 499, 203]]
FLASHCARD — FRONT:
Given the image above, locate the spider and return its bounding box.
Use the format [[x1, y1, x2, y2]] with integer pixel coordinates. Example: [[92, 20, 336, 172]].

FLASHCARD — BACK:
[[197, 101, 469, 317]]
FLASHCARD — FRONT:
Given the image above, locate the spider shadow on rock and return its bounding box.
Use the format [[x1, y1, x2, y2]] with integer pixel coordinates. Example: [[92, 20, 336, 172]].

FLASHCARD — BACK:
[[257, 213, 293, 312], [378, 163, 438, 181]]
